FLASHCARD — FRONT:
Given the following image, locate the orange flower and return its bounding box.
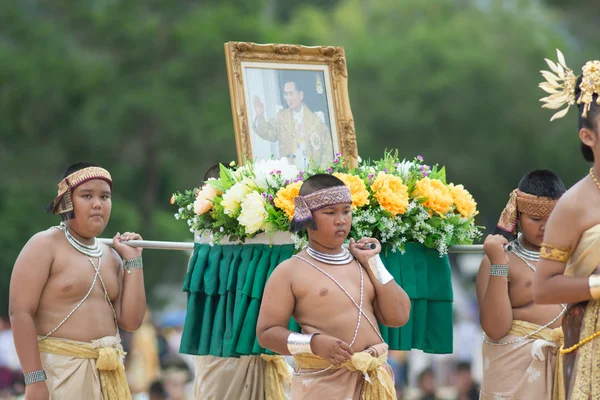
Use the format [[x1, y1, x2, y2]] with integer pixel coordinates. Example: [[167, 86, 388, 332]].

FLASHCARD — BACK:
[[170, 195, 175, 205], [370, 172, 409, 216], [333, 173, 369, 209], [274, 181, 303, 220], [414, 177, 453, 215], [448, 183, 478, 218]]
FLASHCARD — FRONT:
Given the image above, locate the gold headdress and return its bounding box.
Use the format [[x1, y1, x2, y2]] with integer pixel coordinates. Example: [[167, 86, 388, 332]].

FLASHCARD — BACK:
[[290, 185, 352, 232], [539, 49, 600, 121], [50, 167, 112, 215], [496, 189, 558, 234]]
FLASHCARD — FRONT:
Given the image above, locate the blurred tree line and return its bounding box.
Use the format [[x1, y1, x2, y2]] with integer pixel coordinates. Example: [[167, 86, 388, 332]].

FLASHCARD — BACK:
[[1, 0, 597, 314]]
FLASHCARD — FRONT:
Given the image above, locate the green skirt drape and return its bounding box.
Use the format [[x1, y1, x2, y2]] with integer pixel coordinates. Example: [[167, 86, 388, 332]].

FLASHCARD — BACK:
[[180, 242, 453, 357]]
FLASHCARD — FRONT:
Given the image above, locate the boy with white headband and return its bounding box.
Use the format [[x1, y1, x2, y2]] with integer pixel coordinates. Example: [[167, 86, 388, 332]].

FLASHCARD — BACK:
[[256, 173, 410, 399]]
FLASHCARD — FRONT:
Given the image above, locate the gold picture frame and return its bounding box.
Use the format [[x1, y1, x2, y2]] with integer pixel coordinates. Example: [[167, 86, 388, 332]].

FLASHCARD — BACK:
[[224, 41, 359, 169]]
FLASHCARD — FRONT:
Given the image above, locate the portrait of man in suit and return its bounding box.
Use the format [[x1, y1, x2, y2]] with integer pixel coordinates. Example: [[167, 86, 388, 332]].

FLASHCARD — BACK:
[[247, 69, 336, 169]]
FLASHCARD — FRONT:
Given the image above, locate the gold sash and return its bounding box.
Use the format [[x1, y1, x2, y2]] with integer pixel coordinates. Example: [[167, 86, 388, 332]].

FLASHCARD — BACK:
[[38, 337, 130, 400], [294, 350, 395, 400], [508, 319, 563, 344], [260, 354, 291, 400]]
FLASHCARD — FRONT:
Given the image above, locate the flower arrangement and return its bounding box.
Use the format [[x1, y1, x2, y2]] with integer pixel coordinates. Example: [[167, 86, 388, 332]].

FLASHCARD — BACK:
[[171, 151, 481, 255]]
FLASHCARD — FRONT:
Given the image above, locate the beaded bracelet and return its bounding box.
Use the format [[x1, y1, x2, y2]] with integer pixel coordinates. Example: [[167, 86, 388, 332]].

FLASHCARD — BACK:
[[24, 370, 46, 385], [124, 257, 143, 274], [490, 264, 509, 277]]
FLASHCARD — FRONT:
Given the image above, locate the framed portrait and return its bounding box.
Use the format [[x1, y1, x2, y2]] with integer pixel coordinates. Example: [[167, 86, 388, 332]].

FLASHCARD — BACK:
[[224, 42, 359, 169]]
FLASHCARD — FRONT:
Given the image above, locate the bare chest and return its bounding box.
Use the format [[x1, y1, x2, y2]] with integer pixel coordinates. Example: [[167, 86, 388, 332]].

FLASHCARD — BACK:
[[293, 261, 375, 313], [508, 256, 537, 307], [44, 252, 120, 303]]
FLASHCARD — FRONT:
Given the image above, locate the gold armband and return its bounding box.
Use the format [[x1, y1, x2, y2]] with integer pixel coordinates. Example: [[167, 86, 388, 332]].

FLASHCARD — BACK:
[[540, 243, 570, 263], [589, 275, 600, 300]]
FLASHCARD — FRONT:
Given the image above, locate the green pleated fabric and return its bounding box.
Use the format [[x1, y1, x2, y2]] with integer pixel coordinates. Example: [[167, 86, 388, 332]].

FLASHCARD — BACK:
[[180, 241, 453, 357]]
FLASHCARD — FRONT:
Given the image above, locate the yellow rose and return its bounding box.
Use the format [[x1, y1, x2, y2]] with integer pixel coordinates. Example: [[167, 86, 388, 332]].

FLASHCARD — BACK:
[[448, 183, 478, 218], [238, 192, 268, 234], [333, 173, 369, 209], [414, 177, 453, 215], [370, 172, 409, 216], [274, 181, 302, 220], [221, 182, 250, 215]]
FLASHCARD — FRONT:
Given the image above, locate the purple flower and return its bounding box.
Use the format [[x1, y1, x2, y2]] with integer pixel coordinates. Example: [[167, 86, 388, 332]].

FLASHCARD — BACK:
[[422, 171, 430, 177], [417, 155, 424, 161], [262, 192, 267, 197], [420, 166, 425, 171], [299, 171, 304, 175], [335, 152, 341, 157], [269, 171, 275, 175], [276, 170, 282, 174], [383, 168, 388, 173], [285, 179, 290, 185], [268, 194, 274, 201], [334, 158, 339, 164], [294, 177, 303, 182], [327, 167, 333, 173]]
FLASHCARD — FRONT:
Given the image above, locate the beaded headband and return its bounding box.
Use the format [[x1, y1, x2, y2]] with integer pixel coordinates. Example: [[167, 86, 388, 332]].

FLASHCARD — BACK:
[[496, 189, 557, 234], [539, 49, 600, 121], [291, 185, 352, 230], [50, 167, 113, 215]]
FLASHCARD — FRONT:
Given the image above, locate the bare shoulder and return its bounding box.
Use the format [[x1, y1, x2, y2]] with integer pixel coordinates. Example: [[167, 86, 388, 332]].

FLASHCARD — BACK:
[[11, 229, 58, 287], [21, 228, 61, 254], [546, 186, 586, 231], [550, 188, 584, 221], [269, 257, 301, 281], [544, 182, 592, 249]]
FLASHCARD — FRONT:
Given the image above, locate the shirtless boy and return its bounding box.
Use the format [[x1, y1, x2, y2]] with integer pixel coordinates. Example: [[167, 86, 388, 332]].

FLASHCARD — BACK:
[[476, 170, 566, 399], [256, 174, 411, 399], [9, 163, 147, 400]]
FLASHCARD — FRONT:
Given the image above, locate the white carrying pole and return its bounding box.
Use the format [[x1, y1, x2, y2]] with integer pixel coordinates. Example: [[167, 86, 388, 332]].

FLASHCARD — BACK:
[[98, 239, 194, 251], [98, 238, 483, 254]]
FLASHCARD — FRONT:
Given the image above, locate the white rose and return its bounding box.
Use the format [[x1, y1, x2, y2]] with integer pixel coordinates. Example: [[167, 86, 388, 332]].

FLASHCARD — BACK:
[[238, 192, 268, 234], [221, 182, 250, 215]]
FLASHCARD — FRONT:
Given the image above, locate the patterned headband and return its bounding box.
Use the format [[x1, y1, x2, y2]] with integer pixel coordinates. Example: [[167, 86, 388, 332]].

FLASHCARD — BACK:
[[50, 167, 113, 215], [496, 189, 558, 234], [539, 49, 600, 121], [292, 185, 352, 224]]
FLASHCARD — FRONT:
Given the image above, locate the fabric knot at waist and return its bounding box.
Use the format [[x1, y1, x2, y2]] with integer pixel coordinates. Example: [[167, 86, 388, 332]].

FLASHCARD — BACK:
[[38, 335, 130, 400], [294, 347, 395, 400]]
